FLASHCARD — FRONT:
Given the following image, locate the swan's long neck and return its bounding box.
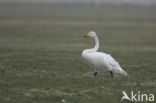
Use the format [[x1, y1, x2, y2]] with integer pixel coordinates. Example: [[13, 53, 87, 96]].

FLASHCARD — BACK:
[[92, 35, 99, 52], [82, 34, 99, 57]]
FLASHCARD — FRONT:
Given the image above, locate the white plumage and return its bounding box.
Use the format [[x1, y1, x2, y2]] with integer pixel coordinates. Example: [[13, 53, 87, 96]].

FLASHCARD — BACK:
[[82, 31, 127, 77]]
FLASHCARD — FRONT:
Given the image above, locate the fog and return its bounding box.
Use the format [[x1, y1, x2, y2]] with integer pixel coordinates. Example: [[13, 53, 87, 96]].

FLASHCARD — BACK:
[[0, 0, 156, 6]]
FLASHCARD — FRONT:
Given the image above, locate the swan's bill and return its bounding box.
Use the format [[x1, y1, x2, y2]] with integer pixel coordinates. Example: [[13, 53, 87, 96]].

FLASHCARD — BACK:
[[84, 33, 91, 38]]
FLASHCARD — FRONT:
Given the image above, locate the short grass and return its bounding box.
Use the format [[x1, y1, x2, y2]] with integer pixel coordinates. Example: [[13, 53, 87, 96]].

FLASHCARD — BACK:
[[0, 4, 156, 103]]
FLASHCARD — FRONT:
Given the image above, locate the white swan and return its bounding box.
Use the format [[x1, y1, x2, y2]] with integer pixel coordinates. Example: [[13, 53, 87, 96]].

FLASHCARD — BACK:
[[82, 31, 128, 77]]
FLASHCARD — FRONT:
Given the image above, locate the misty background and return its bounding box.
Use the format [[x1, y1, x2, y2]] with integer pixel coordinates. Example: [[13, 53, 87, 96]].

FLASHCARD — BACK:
[[0, 0, 156, 22], [0, 0, 156, 6]]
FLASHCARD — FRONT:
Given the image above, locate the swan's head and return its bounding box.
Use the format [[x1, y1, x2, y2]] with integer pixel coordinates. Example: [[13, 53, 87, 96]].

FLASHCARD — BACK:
[[84, 31, 96, 38]]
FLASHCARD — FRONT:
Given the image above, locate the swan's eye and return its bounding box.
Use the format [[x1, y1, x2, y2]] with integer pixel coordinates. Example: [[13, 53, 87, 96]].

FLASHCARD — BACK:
[[87, 33, 91, 37]]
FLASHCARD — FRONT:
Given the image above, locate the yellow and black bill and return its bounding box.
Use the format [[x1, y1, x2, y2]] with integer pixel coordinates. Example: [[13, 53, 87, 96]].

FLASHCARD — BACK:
[[84, 33, 91, 38]]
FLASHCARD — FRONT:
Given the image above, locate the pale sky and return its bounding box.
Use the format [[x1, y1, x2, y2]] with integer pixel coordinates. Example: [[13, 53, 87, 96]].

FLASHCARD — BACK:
[[0, 0, 156, 5]]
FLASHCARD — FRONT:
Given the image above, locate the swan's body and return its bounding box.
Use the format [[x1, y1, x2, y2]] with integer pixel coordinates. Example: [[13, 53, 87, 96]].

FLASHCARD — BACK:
[[82, 31, 127, 77]]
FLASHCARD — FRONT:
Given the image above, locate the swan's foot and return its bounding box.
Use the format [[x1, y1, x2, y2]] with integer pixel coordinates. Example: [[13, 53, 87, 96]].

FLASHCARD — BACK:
[[94, 72, 98, 76], [109, 71, 114, 78]]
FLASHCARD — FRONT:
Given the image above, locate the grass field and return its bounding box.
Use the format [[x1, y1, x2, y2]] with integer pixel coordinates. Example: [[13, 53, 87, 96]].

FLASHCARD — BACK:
[[0, 4, 156, 103]]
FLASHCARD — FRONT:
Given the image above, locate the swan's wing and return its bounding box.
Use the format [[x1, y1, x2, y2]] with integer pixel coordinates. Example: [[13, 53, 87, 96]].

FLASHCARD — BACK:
[[84, 52, 128, 75], [87, 53, 106, 65], [104, 54, 121, 68], [86, 52, 119, 69], [100, 53, 128, 75], [85, 52, 109, 71]]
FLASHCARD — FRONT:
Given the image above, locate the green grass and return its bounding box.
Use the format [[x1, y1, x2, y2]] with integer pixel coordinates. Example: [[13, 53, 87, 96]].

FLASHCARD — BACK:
[[0, 4, 156, 103]]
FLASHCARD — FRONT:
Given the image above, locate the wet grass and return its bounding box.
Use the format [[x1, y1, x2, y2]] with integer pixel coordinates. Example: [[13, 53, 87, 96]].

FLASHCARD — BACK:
[[0, 5, 156, 103]]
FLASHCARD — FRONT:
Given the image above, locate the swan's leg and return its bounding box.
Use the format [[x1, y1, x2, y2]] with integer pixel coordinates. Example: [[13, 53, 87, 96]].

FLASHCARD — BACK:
[[109, 71, 114, 78], [94, 72, 98, 76], [94, 69, 98, 76]]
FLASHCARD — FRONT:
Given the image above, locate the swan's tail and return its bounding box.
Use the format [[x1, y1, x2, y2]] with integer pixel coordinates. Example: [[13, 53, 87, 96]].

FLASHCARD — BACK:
[[113, 67, 128, 76], [120, 70, 128, 76]]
